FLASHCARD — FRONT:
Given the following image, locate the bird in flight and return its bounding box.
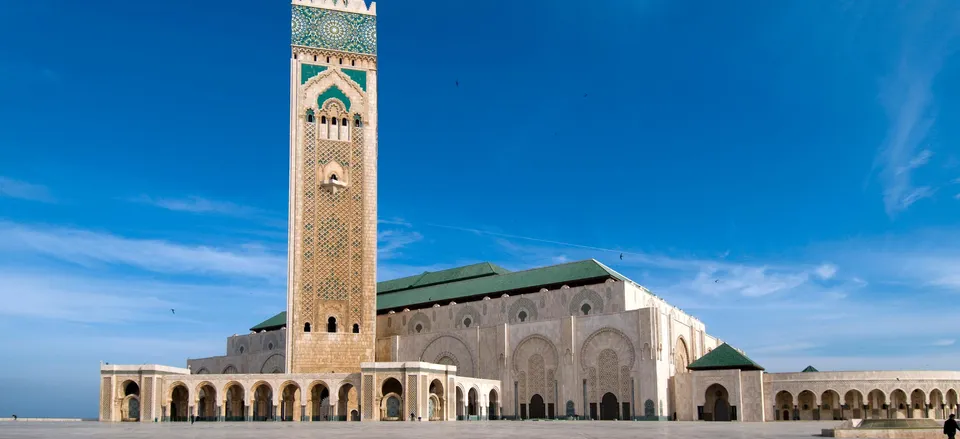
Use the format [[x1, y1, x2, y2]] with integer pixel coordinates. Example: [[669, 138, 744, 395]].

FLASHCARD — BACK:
[[619, 253, 623, 260], [583, 93, 588, 98], [714, 279, 720, 283], [455, 80, 459, 87], [170, 309, 175, 315]]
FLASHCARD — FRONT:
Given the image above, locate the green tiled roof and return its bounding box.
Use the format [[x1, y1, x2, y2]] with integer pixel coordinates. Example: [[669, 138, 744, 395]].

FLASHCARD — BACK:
[[687, 343, 764, 371], [250, 259, 628, 329], [377, 262, 510, 295], [250, 311, 286, 332], [376, 259, 627, 311], [801, 365, 819, 372]]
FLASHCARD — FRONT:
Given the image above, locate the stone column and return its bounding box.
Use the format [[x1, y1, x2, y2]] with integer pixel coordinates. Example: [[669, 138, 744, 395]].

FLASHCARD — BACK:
[[301, 404, 307, 422], [329, 397, 339, 421]]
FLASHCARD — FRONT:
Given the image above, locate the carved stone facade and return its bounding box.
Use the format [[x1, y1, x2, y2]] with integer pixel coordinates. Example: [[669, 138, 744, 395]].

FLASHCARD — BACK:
[[286, 0, 378, 375]]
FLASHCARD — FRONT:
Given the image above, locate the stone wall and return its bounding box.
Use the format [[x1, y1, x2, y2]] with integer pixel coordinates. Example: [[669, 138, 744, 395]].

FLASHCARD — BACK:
[[187, 329, 287, 375]]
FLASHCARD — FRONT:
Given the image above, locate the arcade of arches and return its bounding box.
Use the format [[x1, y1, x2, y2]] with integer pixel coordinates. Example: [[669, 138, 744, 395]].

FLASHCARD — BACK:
[[771, 388, 957, 421]]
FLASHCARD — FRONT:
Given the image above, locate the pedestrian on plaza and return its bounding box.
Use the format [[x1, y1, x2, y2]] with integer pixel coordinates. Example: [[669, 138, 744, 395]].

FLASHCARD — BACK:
[[944, 414, 960, 439]]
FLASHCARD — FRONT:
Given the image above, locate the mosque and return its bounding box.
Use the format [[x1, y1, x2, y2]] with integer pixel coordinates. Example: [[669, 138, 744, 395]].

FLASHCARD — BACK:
[[98, 0, 960, 424]]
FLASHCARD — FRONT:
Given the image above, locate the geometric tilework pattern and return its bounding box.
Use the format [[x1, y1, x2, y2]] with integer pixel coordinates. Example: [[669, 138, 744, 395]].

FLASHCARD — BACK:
[[143, 378, 153, 422], [298, 125, 365, 326], [529, 354, 545, 400], [408, 375, 418, 417], [620, 366, 632, 403], [598, 349, 619, 398], [363, 375, 373, 419], [101, 377, 112, 420], [292, 5, 376, 54]]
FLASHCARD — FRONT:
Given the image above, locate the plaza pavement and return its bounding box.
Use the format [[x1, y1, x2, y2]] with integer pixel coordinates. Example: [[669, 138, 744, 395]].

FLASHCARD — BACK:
[[0, 420, 841, 439]]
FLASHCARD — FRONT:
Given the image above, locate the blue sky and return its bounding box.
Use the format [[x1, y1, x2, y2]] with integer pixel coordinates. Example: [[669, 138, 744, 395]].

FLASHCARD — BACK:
[[1, 0, 959, 418]]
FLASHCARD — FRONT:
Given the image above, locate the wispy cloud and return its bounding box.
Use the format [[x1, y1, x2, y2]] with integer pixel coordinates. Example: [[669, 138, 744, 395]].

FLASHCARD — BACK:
[[0, 271, 177, 324], [379, 218, 412, 227], [377, 229, 423, 259], [0, 176, 54, 203], [815, 263, 838, 280], [874, 4, 956, 216], [130, 194, 261, 217], [932, 339, 955, 347], [0, 222, 285, 281]]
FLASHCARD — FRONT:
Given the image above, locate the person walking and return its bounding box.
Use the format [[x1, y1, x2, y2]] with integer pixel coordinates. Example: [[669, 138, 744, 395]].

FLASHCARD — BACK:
[[944, 414, 960, 439]]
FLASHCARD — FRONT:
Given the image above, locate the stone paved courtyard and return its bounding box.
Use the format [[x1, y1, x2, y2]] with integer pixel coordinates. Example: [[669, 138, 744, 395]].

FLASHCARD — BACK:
[[0, 421, 840, 439]]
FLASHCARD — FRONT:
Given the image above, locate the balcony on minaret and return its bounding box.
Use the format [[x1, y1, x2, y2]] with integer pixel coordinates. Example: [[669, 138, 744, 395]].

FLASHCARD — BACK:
[[319, 162, 349, 194], [321, 174, 347, 194]]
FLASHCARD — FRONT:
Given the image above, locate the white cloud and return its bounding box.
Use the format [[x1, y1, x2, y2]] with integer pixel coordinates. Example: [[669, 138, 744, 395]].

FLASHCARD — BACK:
[[932, 339, 955, 347], [873, 10, 951, 215], [0, 176, 54, 203], [130, 195, 261, 217], [378, 218, 412, 227], [0, 222, 285, 281], [688, 266, 811, 297], [0, 270, 179, 324], [377, 229, 423, 259], [815, 263, 838, 280]]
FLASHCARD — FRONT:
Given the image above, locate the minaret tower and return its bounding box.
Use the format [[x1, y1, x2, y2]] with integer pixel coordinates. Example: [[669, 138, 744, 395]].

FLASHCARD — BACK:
[[286, 0, 378, 374]]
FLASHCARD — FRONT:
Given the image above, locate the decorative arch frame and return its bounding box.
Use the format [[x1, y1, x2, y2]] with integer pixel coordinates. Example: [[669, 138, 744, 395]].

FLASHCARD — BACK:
[[407, 312, 431, 334], [579, 328, 636, 371], [454, 305, 482, 329], [568, 289, 604, 316], [818, 388, 842, 407], [302, 68, 367, 115], [512, 334, 560, 373], [260, 353, 286, 374], [166, 381, 190, 403], [120, 394, 140, 421], [420, 334, 475, 377], [194, 381, 217, 403], [222, 381, 245, 401], [118, 379, 140, 398], [508, 297, 538, 324], [674, 335, 690, 372]]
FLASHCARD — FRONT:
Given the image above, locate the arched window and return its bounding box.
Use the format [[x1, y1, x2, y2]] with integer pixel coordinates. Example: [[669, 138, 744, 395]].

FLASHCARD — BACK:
[[327, 317, 337, 333], [313, 55, 317, 61], [239, 346, 245, 354], [354, 119, 361, 127], [304, 322, 311, 333], [351, 59, 355, 66], [293, 54, 298, 60], [306, 109, 315, 123], [332, 118, 337, 126], [329, 174, 338, 182], [341, 118, 347, 126], [326, 56, 330, 63], [338, 58, 343, 64], [581, 303, 591, 315], [352, 323, 360, 333], [518, 311, 527, 322], [321, 116, 327, 124]]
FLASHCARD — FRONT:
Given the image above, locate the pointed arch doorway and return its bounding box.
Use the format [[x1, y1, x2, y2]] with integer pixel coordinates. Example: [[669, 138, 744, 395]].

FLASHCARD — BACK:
[[600, 393, 620, 420]]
